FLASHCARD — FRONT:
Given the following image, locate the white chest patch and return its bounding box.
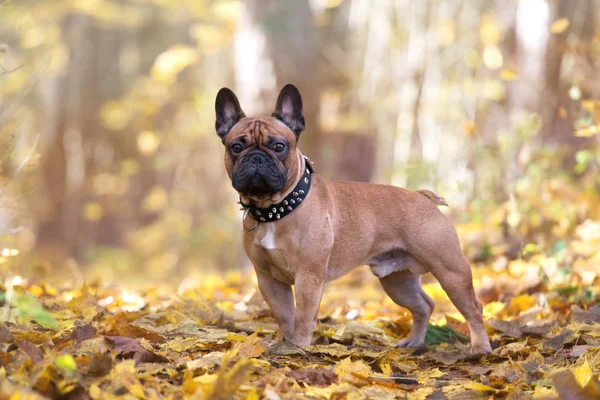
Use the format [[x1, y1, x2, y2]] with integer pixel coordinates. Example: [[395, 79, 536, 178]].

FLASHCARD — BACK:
[[259, 224, 276, 250]]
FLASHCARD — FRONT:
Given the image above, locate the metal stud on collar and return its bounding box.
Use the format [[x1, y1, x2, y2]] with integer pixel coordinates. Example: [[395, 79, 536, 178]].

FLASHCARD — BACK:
[[240, 154, 313, 225]]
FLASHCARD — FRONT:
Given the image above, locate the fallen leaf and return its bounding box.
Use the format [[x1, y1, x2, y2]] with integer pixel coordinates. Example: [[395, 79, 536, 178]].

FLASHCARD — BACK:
[[286, 368, 338, 387], [233, 331, 267, 358], [69, 323, 97, 341], [0, 323, 14, 344], [74, 337, 111, 354], [487, 318, 556, 338], [87, 352, 113, 376], [520, 350, 544, 376], [18, 340, 43, 363], [544, 329, 576, 350], [195, 350, 253, 400], [428, 349, 467, 366], [463, 380, 499, 393], [571, 305, 600, 324], [103, 313, 164, 341], [30, 363, 59, 397], [573, 359, 593, 388], [186, 351, 224, 373], [425, 325, 469, 345], [552, 370, 587, 400], [55, 354, 77, 377], [335, 357, 371, 386], [130, 310, 200, 336], [426, 388, 448, 399], [172, 297, 223, 326], [377, 349, 419, 373], [306, 343, 357, 358], [105, 336, 167, 364]]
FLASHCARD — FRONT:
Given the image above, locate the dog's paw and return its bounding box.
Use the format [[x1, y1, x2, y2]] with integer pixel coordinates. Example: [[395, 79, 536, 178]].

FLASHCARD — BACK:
[[291, 336, 312, 348], [397, 337, 425, 349], [265, 340, 308, 357], [469, 342, 492, 356]]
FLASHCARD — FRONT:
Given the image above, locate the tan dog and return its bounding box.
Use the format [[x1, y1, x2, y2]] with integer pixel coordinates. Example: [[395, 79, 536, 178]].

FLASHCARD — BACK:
[[215, 84, 492, 354]]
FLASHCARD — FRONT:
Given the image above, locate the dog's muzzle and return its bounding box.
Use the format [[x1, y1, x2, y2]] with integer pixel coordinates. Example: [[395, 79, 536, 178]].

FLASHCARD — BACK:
[[232, 151, 286, 196]]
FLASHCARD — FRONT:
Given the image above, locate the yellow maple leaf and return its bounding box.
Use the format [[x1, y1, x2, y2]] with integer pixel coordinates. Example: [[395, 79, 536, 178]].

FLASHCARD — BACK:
[[380, 362, 392, 378], [483, 301, 506, 317], [233, 331, 267, 359], [464, 381, 499, 392], [504, 294, 536, 316], [335, 357, 371, 385], [573, 359, 593, 388]]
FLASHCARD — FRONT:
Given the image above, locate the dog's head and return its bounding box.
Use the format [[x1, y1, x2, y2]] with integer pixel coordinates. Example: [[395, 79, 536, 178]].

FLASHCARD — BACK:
[[215, 84, 306, 200]]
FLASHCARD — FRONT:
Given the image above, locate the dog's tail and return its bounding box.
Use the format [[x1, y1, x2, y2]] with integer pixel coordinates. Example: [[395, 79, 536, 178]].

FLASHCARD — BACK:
[[417, 189, 448, 207]]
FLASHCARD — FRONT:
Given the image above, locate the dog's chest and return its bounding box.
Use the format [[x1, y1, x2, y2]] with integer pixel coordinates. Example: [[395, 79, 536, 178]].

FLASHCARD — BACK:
[[254, 223, 277, 250], [249, 223, 297, 284]]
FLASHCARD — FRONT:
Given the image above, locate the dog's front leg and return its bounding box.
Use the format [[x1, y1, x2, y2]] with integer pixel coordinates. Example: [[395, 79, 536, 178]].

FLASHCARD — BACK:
[[256, 273, 295, 340], [292, 272, 325, 347]]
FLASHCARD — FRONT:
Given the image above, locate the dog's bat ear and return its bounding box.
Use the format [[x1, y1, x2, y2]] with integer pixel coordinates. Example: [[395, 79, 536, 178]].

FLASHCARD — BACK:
[[272, 84, 305, 137], [215, 88, 245, 141]]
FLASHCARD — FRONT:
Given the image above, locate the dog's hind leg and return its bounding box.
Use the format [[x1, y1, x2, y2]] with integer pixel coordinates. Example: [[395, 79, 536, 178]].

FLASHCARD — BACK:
[[405, 213, 492, 354], [428, 256, 491, 354], [378, 268, 434, 348]]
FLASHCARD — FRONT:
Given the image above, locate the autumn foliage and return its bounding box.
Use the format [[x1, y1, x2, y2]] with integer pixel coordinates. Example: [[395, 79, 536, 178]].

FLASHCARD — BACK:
[[1, 0, 600, 398], [1, 213, 600, 399]]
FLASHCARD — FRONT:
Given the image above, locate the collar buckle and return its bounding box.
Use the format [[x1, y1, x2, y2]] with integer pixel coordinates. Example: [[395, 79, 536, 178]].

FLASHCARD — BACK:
[[242, 208, 260, 232]]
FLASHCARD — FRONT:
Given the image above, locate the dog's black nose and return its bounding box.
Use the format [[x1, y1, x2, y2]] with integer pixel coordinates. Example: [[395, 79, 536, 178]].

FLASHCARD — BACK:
[[247, 151, 268, 165]]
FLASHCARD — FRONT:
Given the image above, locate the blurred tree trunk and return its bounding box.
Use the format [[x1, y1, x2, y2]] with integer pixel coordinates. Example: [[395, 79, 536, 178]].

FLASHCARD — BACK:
[[539, 0, 577, 145], [474, 0, 519, 203], [541, 0, 595, 154], [236, 0, 323, 167], [406, 71, 425, 190], [35, 11, 191, 266], [577, 0, 600, 99], [37, 15, 126, 264]]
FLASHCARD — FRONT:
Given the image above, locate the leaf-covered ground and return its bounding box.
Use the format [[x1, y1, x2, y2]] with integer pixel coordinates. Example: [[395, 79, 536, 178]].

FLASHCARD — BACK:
[[2, 220, 600, 399]]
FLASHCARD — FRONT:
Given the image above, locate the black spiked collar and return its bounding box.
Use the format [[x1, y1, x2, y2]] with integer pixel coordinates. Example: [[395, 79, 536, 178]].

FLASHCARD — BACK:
[[239, 155, 314, 226]]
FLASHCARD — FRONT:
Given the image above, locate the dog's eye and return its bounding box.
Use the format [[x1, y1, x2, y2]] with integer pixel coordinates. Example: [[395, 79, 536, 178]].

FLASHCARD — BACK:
[[273, 143, 286, 152], [231, 143, 243, 154]]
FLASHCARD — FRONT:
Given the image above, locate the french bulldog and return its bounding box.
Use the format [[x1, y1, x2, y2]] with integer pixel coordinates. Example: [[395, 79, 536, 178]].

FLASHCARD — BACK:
[[215, 84, 492, 354]]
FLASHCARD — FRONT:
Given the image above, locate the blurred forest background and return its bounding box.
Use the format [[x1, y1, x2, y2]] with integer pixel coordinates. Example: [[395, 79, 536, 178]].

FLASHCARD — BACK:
[[0, 0, 599, 285]]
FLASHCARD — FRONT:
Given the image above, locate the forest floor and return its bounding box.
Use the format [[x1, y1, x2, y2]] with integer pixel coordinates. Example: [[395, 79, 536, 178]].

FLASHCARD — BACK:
[[1, 219, 600, 399]]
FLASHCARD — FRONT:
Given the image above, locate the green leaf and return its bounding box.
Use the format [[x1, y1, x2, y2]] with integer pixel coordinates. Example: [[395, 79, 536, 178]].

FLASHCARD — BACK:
[[557, 286, 578, 297], [425, 325, 469, 346], [580, 289, 595, 303], [10, 292, 60, 331]]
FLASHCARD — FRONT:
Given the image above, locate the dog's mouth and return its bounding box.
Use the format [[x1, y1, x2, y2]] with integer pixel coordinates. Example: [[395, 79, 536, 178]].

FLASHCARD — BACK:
[[232, 152, 286, 197]]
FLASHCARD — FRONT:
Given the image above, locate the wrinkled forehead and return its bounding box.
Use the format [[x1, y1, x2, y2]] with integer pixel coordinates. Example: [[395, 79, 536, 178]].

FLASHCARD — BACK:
[[225, 117, 291, 144]]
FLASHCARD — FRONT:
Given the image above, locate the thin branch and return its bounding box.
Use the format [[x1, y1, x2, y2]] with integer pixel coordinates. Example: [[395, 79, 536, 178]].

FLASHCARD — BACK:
[[0, 64, 23, 77], [0, 133, 40, 199], [0, 56, 47, 130]]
